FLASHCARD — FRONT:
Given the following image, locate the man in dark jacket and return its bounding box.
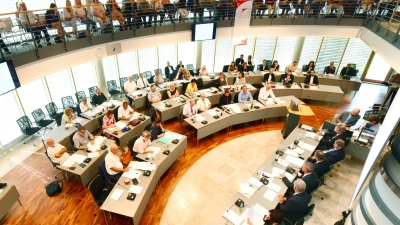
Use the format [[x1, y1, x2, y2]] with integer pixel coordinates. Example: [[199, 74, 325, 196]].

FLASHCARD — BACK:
[[316, 125, 347, 150], [280, 161, 319, 195], [277, 179, 309, 224], [310, 150, 331, 178]]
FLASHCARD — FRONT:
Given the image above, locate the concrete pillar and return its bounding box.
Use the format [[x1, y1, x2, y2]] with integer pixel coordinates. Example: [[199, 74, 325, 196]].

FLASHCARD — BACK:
[[94, 59, 109, 98], [293, 36, 305, 63], [195, 41, 202, 70]]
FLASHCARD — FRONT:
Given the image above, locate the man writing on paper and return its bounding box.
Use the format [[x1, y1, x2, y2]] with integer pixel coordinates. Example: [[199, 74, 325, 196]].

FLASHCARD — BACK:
[[118, 101, 135, 121], [334, 108, 361, 127], [105, 143, 128, 182], [73, 126, 94, 151], [279, 161, 318, 195], [277, 179, 308, 225], [46, 138, 70, 164], [183, 99, 198, 118], [133, 131, 154, 156], [259, 83, 275, 100], [196, 93, 211, 112]]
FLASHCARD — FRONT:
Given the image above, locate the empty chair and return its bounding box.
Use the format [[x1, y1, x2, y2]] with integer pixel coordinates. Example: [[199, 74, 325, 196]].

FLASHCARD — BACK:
[[253, 89, 260, 100], [222, 65, 230, 72], [45, 102, 63, 120], [133, 74, 139, 82], [16, 116, 42, 145], [186, 64, 196, 76], [143, 71, 152, 80], [61, 96, 77, 112], [75, 91, 86, 103], [88, 174, 112, 221], [196, 78, 203, 90], [106, 80, 121, 99], [31, 108, 55, 132], [88, 86, 98, 99], [120, 77, 128, 92]]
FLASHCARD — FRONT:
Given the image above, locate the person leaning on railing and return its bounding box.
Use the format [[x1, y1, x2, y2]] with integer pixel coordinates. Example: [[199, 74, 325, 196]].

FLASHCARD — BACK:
[[45, 3, 70, 43], [265, 0, 278, 18], [326, 0, 344, 17], [17, 1, 52, 48], [105, 0, 126, 31], [73, 0, 97, 34]]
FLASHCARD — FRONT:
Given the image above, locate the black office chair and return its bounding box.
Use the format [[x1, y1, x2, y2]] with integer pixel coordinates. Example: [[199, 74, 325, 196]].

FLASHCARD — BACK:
[[143, 71, 152, 80], [75, 91, 86, 103], [61, 96, 77, 112], [88, 174, 113, 221], [305, 204, 315, 217], [133, 74, 139, 82], [42, 139, 68, 181], [16, 116, 42, 145], [196, 78, 204, 90], [186, 64, 196, 76], [257, 64, 262, 71], [76, 103, 82, 117], [233, 93, 239, 103], [55, 113, 63, 126], [196, 68, 200, 77], [31, 108, 55, 132], [222, 65, 230, 72], [127, 136, 140, 158], [88, 86, 98, 100], [107, 80, 121, 98], [69, 131, 78, 152], [266, 60, 272, 70], [203, 80, 216, 89], [302, 64, 308, 72], [114, 106, 120, 122], [148, 76, 155, 84], [182, 82, 189, 94], [253, 90, 260, 100], [120, 77, 128, 92], [45, 102, 63, 120], [248, 65, 254, 72]]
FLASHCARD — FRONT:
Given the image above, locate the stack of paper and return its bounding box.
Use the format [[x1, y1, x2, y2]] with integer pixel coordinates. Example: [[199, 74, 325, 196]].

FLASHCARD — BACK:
[[293, 147, 305, 155], [239, 183, 257, 197], [298, 141, 316, 151], [62, 160, 75, 167], [263, 189, 277, 201], [194, 114, 206, 122], [223, 210, 244, 225], [266, 182, 281, 193], [123, 169, 142, 179], [84, 111, 96, 117], [95, 136, 106, 145], [301, 124, 313, 131], [271, 167, 284, 177], [146, 146, 161, 154], [129, 161, 157, 171], [205, 109, 219, 117], [110, 189, 124, 200], [306, 132, 322, 140], [276, 100, 286, 105], [114, 121, 126, 129], [129, 185, 144, 195], [164, 131, 184, 140], [88, 152, 99, 158], [247, 177, 263, 190], [277, 158, 290, 167], [285, 155, 304, 167], [224, 104, 241, 113], [69, 154, 87, 163], [87, 142, 100, 152], [285, 149, 299, 157]]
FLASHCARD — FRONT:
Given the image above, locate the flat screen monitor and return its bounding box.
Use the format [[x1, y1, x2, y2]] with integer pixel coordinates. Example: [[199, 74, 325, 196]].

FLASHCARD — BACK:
[[0, 60, 20, 96], [192, 22, 216, 41]]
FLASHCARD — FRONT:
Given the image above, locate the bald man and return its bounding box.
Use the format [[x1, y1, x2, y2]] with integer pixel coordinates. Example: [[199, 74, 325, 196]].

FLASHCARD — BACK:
[[259, 83, 275, 100], [334, 108, 361, 127], [105, 144, 128, 181], [46, 138, 70, 164], [196, 93, 211, 112]]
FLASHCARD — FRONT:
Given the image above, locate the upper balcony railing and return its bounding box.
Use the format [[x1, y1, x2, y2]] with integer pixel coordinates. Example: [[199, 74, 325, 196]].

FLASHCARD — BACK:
[[0, 0, 399, 66]]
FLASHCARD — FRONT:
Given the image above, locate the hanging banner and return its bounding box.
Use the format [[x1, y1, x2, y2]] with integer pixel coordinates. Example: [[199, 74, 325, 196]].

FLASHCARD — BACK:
[[232, 0, 253, 46]]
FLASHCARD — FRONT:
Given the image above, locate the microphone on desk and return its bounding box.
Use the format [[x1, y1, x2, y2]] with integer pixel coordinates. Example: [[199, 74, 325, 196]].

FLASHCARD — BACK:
[[82, 150, 92, 163], [156, 141, 171, 155], [118, 183, 136, 201], [166, 130, 179, 144]]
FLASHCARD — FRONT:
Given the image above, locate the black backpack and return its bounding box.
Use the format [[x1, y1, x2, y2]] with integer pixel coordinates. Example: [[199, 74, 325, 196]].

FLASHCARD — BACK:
[[45, 180, 63, 196]]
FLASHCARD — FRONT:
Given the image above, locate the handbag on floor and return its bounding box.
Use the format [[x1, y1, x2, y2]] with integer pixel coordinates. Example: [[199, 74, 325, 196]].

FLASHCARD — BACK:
[[46, 180, 63, 196]]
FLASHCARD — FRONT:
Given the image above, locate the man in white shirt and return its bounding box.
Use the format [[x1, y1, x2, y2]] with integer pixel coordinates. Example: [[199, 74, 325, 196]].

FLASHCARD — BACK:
[[79, 97, 93, 113], [137, 73, 150, 89], [132, 131, 154, 155], [46, 138, 70, 164], [196, 93, 211, 112], [259, 83, 275, 100], [148, 85, 162, 103], [154, 71, 165, 84], [118, 101, 134, 120], [105, 143, 128, 182], [183, 99, 198, 118], [124, 76, 137, 105]]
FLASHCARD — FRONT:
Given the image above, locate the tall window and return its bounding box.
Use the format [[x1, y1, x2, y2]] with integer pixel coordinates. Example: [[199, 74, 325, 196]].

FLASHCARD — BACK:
[[273, 37, 299, 70], [158, 44, 177, 72], [102, 56, 119, 82], [117, 51, 139, 77], [298, 37, 323, 68], [45, 69, 75, 108], [365, 53, 391, 82], [315, 37, 348, 74], [234, 37, 255, 63], [71, 62, 98, 97], [17, 79, 50, 121], [214, 39, 233, 71], [201, 40, 215, 72], [138, 47, 157, 74], [253, 37, 276, 67], [0, 92, 24, 145], [178, 42, 195, 67], [339, 38, 372, 76]]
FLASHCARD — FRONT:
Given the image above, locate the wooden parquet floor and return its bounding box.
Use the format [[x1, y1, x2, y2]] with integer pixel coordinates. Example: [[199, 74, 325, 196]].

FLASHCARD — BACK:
[[0, 83, 388, 225]]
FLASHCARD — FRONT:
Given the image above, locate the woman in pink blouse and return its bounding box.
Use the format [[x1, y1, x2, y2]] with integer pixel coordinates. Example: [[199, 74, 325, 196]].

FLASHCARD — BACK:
[[103, 110, 116, 139]]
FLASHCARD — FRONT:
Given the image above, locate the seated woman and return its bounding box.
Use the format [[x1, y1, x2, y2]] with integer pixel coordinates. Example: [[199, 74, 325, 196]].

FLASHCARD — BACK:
[[45, 3, 70, 43], [228, 61, 238, 73], [199, 65, 208, 76], [303, 60, 315, 72], [150, 117, 165, 141], [106, 0, 126, 31], [186, 79, 198, 94], [182, 68, 192, 80], [235, 72, 247, 85], [272, 60, 280, 71], [63, 0, 78, 36], [103, 109, 117, 139], [216, 72, 228, 88], [61, 108, 76, 124], [167, 83, 180, 98]]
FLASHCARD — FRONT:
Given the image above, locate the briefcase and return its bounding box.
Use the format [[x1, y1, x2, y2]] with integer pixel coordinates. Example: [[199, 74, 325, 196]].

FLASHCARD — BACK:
[[129, 119, 141, 126]]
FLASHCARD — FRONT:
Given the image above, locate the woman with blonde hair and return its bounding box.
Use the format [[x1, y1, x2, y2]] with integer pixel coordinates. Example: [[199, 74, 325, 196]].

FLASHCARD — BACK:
[[61, 108, 76, 124], [182, 68, 191, 80], [73, 0, 97, 33]]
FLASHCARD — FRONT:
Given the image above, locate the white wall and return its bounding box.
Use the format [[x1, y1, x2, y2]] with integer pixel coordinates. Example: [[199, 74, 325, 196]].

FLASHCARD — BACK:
[[15, 25, 398, 85]]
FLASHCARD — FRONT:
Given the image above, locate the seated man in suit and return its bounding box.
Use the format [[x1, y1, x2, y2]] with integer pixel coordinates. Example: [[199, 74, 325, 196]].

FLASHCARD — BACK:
[[315, 125, 347, 150], [304, 70, 319, 86], [340, 63, 356, 76], [219, 90, 233, 106], [280, 69, 294, 84], [259, 59, 269, 71], [235, 54, 244, 66], [280, 161, 319, 195], [92, 88, 108, 106], [334, 108, 361, 127], [164, 61, 174, 80], [263, 68, 276, 83], [324, 61, 336, 74], [277, 179, 309, 225], [309, 150, 330, 178], [322, 139, 346, 165], [46, 138, 70, 164], [105, 143, 129, 182]]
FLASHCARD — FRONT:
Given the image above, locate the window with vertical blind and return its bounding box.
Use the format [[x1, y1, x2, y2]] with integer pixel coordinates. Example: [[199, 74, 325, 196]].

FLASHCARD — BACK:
[[45, 69, 75, 108], [102, 56, 119, 82], [253, 36, 276, 67], [138, 47, 157, 74], [338, 38, 372, 77], [201, 40, 215, 72], [298, 37, 323, 68], [214, 39, 233, 71], [158, 44, 177, 72], [177, 42, 195, 67], [0, 91, 23, 145], [233, 37, 255, 63], [315, 37, 348, 74], [273, 37, 299, 70], [117, 51, 139, 77], [16, 79, 50, 121], [71, 62, 98, 97]]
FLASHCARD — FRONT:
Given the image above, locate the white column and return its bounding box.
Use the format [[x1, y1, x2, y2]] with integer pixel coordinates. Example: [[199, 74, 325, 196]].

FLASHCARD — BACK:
[[94, 59, 110, 99]]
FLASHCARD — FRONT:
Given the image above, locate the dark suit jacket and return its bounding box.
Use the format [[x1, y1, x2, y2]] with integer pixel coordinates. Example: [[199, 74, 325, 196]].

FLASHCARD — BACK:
[[280, 74, 294, 84], [279, 191, 308, 224], [164, 65, 174, 78], [176, 64, 184, 69], [317, 131, 346, 149], [304, 75, 319, 85], [282, 172, 319, 194], [259, 64, 269, 71], [340, 67, 356, 76], [324, 148, 346, 165], [239, 65, 250, 72], [303, 65, 315, 72], [313, 160, 330, 178], [324, 66, 336, 74], [235, 58, 244, 66], [219, 94, 232, 106], [263, 73, 275, 82]]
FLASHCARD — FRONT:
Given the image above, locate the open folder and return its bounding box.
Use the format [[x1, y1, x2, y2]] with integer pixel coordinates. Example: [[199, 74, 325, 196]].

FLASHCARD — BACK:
[[238, 177, 263, 199]]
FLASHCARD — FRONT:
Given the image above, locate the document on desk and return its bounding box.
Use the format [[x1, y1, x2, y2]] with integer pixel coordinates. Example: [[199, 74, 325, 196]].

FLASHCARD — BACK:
[[266, 181, 281, 193], [0, 189, 3, 194], [239, 183, 256, 197], [129, 185, 144, 195], [223, 210, 244, 225], [263, 188, 278, 201], [84, 111, 96, 117], [195, 114, 206, 122], [95, 136, 106, 145], [109, 100, 122, 106], [224, 104, 241, 113], [285, 149, 299, 157], [69, 154, 87, 163], [301, 124, 313, 131], [116, 121, 127, 129], [62, 160, 75, 167], [277, 158, 290, 167], [164, 131, 184, 140], [157, 104, 166, 110], [305, 132, 322, 140], [87, 143, 100, 152], [293, 147, 305, 154], [65, 124, 74, 128], [271, 167, 284, 177], [72, 118, 83, 123], [285, 172, 296, 182], [110, 188, 124, 200], [285, 155, 304, 167], [147, 146, 161, 154], [205, 109, 219, 117], [123, 169, 142, 179], [131, 90, 143, 96], [88, 152, 99, 158], [254, 203, 269, 217], [247, 177, 263, 189], [129, 161, 156, 171], [247, 206, 257, 220], [298, 141, 316, 152], [310, 86, 318, 90]]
